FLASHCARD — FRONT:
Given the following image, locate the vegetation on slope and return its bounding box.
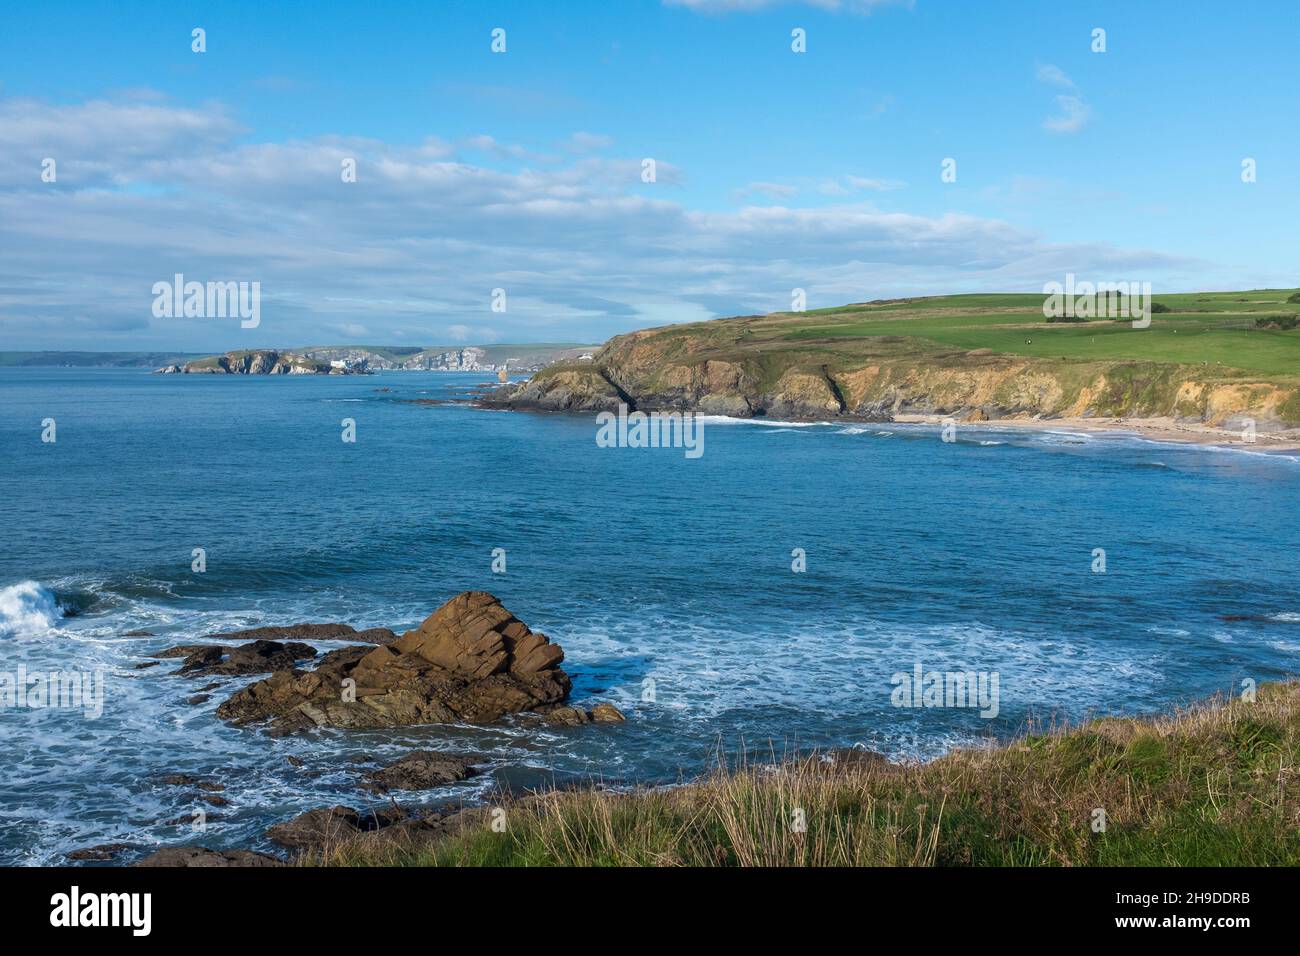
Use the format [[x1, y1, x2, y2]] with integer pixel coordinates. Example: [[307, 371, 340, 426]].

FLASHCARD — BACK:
[[505, 290, 1300, 427], [320, 681, 1300, 867]]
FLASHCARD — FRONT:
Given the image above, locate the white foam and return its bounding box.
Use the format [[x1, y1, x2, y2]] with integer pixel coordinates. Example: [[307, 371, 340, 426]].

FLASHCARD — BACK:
[[0, 581, 65, 638], [695, 415, 827, 428]]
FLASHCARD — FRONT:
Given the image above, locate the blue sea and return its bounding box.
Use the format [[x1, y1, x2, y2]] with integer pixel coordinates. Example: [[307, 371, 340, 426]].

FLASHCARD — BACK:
[[2, 367, 1299, 864]]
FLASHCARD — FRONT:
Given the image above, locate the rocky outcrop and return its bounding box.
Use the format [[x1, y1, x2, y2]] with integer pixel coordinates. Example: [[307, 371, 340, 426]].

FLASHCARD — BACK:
[[66, 842, 137, 862], [362, 752, 479, 792], [493, 368, 627, 412], [542, 703, 627, 726], [215, 592, 571, 734], [176, 640, 317, 677], [266, 805, 462, 851], [148, 624, 398, 675], [135, 847, 285, 867]]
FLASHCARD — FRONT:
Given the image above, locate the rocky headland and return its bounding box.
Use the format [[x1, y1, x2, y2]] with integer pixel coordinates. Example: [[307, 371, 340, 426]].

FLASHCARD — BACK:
[[480, 296, 1300, 438], [156, 349, 370, 375]]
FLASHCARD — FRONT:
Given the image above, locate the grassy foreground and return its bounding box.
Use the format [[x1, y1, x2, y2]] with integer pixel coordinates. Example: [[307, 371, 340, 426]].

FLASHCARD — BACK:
[[322, 681, 1300, 867]]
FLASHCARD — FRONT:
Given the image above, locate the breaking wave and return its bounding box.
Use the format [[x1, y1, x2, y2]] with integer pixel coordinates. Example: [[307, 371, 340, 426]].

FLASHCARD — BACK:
[[0, 581, 65, 638]]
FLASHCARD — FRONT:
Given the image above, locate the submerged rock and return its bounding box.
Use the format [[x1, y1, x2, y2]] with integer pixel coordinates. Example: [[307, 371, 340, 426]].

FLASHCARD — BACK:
[[362, 752, 479, 792], [542, 703, 627, 726], [216, 591, 572, 734]]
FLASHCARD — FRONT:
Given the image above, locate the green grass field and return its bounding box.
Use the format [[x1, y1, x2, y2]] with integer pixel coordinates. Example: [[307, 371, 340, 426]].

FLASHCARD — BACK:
[[780, 290, 1300, 378]]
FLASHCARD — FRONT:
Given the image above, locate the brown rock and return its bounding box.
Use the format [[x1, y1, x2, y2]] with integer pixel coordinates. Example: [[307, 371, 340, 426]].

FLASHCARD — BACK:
[[590, 703, 627, 723], [66, 842, 135, 862], [363, 752, 478, 792], [135, 847, 284, 867], [207, 622, 364, 643], [179, 640, 317, 677], [807, 747, 894, 773], [266, 805, 452, 850], [544, 703, 626, 725], [151, 644, 216, 659], [545, 706, 591, 726], [216, 592, 571, 734]]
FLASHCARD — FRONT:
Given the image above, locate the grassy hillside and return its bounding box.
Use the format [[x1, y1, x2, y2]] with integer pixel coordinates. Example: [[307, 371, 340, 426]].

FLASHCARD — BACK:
[[785, 290, 1300, 377], [0, 351, 199, 368], [320, 681, 1300, 867], [502, 289, 1300, 428]]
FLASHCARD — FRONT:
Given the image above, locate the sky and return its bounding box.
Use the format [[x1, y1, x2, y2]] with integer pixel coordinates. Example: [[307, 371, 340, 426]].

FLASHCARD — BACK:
[[1, 0, 1297, 351]]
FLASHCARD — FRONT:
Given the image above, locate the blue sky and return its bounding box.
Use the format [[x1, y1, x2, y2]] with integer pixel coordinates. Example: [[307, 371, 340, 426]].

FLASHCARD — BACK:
[[1, 0, 1297, 350]]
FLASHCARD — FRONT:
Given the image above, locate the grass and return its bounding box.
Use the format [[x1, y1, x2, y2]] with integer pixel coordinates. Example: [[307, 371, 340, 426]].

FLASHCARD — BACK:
[[317, 680, 1300, 867], [780, 290, 1300, 377]]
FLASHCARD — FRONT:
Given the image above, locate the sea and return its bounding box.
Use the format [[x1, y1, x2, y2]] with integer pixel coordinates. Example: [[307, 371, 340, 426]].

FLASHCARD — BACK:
[[2, 367, 1298, 864]]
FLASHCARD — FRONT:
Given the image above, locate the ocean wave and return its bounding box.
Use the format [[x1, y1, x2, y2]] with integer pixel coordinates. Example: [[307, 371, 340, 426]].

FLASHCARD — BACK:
[[0, 581, 66, 638], [695, 416, 828, 428]]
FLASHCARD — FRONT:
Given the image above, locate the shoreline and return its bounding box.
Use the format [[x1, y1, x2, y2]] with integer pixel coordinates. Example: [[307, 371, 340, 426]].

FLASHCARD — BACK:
[[892, 413, 1300, 453], [480, 394, 1300, 455]]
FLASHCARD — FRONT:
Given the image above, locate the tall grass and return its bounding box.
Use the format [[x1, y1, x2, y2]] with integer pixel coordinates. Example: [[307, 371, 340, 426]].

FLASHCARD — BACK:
[[316, 681, 1300, 867]]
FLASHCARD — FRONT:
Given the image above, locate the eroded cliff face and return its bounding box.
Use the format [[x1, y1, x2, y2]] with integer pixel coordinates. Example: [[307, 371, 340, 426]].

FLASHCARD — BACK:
[[159, 350, 366, 375], [485, 331, 1300, 430]]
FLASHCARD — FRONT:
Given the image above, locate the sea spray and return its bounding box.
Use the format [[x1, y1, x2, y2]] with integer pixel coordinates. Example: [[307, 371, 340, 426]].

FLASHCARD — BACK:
[[0, 581, 65, 638]]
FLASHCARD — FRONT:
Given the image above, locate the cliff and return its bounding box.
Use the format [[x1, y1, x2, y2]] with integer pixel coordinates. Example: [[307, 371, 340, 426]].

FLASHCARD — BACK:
[[156, 343, 597, 375], [158, 350, 368, 375], [484, 292, 1300, 431]]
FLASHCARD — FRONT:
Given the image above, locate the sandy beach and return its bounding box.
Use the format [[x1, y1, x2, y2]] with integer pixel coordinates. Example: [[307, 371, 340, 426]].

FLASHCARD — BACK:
[[892, 413, 1300, 453]]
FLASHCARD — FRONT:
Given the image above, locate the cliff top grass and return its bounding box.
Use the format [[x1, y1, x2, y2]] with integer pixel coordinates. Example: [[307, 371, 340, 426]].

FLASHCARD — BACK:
[[319, 680, 1300, 867], [540, 288, 1300, 384]]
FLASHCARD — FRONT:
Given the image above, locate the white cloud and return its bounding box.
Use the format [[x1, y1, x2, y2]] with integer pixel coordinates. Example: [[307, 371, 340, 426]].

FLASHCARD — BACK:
[[1043, 94, 1092, 133], [568, 131, 614, 151], [0, 95, 1200, 351], [1034, 63, 1075, 88], [1035, 64, 1090, 133], [736, 181, 800, 200]]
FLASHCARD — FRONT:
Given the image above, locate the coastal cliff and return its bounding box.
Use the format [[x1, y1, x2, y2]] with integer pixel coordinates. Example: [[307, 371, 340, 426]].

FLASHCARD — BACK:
[[156, 343, 597, 375], [484, 292, 1300, 432], [157, 349, 367, 375]]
